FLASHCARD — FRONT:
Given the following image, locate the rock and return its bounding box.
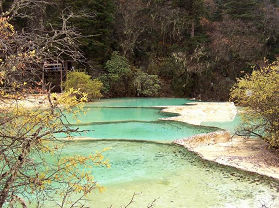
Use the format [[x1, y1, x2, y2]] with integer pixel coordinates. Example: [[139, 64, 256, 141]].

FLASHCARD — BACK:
[[175, 131, 231, 148]]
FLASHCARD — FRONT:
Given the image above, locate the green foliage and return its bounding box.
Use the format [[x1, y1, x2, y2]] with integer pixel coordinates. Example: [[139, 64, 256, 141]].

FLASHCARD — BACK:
[[104, 51, 132, 96], [105, 52, 131, 79], [64, 71, 103, 100], [230, 61, 279, 147], [173, 0, 205, 17], [77, 0, 115, 63], [133, 70, 161, 97], [9, 0, 279, 100], [224, 0, 259, 21]]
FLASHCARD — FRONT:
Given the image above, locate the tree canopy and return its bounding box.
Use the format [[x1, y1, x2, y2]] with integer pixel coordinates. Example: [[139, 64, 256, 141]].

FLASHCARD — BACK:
[[231, 61, 279, 147]]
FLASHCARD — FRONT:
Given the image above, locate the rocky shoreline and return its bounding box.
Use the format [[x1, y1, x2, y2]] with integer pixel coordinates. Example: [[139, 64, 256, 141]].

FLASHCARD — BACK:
[[164, 102, 279, 181]]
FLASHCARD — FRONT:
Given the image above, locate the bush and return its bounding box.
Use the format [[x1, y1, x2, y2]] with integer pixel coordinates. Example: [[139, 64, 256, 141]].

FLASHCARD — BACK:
[[105, 51, 131, 78], [133, 70, 161, 97], [105, 51, 132, 96], [64, 71, 103, 101], [230, 61, 279, 147]]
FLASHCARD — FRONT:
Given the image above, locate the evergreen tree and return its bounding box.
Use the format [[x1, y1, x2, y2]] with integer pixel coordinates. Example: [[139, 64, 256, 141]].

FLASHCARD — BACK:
[[78, 0, 115, 65], [224, 0, 259, 20], [173, 0, 205, 37]]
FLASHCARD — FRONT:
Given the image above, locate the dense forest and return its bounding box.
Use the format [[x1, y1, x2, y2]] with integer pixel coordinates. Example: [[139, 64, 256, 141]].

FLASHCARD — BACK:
[[2, 0, 279, 100]]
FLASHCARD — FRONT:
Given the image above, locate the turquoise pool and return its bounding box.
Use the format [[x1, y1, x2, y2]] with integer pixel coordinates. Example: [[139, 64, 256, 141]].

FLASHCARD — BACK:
[[67, 120, 218, 141], [202, 113, 243, 133], [64, 98, 217, 141], [51, 98, 279, 207], [60, 140, 279, 208]]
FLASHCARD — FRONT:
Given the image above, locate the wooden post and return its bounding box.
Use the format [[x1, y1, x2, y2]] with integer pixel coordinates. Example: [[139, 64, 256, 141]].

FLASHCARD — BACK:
[[42, 64, 45, 92], [60, 62, 63, 93], [191, 20, 195, 38]]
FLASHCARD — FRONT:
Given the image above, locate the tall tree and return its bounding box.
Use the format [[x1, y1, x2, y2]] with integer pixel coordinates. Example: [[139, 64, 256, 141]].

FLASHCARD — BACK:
[[224, 0, 259, 21], [173, 0, 205, 38]]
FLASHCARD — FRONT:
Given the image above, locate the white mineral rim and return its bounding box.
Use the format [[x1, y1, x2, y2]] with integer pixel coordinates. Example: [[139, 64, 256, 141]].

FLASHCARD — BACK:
[[166, 102, 279, 181]]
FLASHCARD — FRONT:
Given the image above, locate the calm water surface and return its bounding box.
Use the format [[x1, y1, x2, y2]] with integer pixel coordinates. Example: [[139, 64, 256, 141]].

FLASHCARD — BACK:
[[64, 98, 216, 141], [53, 98, 279, 207], [60, 140, 279, 208]]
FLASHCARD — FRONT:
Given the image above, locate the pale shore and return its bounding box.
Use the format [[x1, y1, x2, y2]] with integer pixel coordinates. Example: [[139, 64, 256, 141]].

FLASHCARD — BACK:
[[0, 94, 50, 109], [165, 102, 279, 180], [160, 102, 237, 125]]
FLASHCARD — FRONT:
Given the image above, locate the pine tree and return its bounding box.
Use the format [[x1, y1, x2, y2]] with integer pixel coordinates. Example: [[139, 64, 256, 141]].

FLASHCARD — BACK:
[[224, 0, 259, 20], [173, 0, 205, 37]]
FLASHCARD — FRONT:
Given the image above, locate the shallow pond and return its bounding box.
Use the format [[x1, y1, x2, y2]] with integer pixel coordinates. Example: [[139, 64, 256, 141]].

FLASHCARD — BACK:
[[53, 98, 279, 207], [64, 98, 217, 141], [60, 140, 279, 208]]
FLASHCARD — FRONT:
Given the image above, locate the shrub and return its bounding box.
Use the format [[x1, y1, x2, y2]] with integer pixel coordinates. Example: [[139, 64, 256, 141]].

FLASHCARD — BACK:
[[133, 70, 161, 97], [64, 71, 103, 101], [230, 61, 279, 147], [105, 51, 132, 96], [105, 51, 131, 78]]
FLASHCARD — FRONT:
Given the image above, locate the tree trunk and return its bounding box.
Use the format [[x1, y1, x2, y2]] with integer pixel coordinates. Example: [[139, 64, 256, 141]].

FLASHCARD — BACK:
[[191, 20, 195, 38]]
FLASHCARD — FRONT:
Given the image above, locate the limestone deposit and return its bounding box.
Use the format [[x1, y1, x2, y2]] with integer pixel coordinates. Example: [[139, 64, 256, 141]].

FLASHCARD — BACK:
[[166, 102, 279, 180], [161, 102, 237, 125]]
